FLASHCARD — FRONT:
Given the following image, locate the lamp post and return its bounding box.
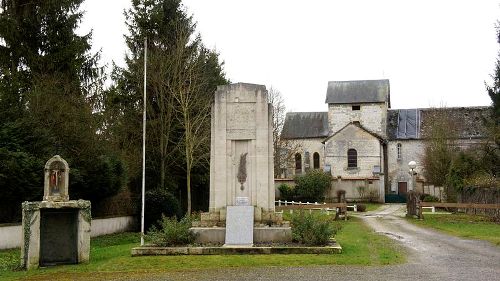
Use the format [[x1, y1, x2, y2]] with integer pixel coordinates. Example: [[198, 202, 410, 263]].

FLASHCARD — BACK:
[[408, 161, 417, 191]]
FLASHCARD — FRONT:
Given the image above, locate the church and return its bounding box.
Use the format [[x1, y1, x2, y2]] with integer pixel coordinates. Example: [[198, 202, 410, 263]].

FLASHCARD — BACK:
[[279, 79, 490, 202]]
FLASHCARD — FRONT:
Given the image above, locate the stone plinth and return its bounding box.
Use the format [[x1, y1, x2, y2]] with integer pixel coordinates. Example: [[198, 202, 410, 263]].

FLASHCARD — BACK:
[[21, 200, 91, 270], [224, 206, 254, 246], [191, 227, 292, 244]]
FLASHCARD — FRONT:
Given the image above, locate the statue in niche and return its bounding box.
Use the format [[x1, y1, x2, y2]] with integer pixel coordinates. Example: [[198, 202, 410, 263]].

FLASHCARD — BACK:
[[237, 153, 248, 190], [49, 161, 65, 195]]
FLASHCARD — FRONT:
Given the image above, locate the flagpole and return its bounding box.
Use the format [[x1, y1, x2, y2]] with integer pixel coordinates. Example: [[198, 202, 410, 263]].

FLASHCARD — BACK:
[[141, 37, 147, 246]]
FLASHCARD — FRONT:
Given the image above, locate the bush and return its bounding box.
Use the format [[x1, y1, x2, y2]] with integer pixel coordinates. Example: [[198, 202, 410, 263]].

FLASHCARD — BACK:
[[145, 189, 182, 230], [278, 183, 294, 200], [356, 185, 367, 199], [422, 194, 440, 202], [291, 211, 341, 246], [146, 215, 196, 246], [357, 204, 367, 212], [367, 189, 380, 203], [294, 170, 332, 202]]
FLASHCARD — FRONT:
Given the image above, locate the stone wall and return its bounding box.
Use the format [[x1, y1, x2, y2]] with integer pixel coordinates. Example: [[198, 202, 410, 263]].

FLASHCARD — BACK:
[[287, 137, 325, 176], [329, 178, 383, 202], [386, 138, 486, 194], [328, 103, 387, 137], [0, 215, 137, 250], [387, 139, 425, 193], [325, 125, 383, 178]]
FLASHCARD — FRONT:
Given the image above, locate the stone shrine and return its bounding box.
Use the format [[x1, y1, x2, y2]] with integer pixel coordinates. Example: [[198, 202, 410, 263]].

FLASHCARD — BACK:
[[192, 83, 291, 245], [21, 155, 91, 270]]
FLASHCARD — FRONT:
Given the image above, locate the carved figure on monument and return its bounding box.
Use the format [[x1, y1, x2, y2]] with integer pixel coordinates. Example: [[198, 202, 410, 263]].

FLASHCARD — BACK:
[[44, 155, 69, 202], [237, 152, 248, 190]]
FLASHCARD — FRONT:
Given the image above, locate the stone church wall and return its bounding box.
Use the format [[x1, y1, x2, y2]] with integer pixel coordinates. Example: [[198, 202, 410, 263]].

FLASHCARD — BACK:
[[328, 103, 387, 137]]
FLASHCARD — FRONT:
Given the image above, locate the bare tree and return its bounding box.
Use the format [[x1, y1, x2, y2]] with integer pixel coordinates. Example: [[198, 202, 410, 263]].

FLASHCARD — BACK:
[[168, 28, 212, 214], [267, 87, 304, 178], [268, 87, 286, 176], [147, 49, 178, 190], [421, 108, 458, 201]]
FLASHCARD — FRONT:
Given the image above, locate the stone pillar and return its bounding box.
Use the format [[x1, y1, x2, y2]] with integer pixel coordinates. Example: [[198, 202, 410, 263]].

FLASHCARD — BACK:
[[203, 83, 278, 225]]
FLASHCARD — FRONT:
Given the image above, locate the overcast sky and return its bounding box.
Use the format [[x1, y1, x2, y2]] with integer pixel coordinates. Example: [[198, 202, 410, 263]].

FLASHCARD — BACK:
[[79, 0, 499, 112]]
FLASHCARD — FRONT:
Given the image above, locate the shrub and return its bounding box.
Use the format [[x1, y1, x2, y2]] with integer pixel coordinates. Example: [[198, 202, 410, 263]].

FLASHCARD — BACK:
[[146, 215, 196, 246], [357, 204, 367, 212], [294, 170, 332, 202], [291, 211, 341, 246], [356, 185, 367, 199], [422, 195, 440, 202], [367, 189, 380, 203], [145, 189, 182, 230], [278, 183, 294, 200]]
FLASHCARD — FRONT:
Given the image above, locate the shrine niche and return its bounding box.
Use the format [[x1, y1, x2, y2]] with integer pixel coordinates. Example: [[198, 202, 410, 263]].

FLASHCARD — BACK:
[[43, 155, 69, 202], [21, 155, 90, 270]]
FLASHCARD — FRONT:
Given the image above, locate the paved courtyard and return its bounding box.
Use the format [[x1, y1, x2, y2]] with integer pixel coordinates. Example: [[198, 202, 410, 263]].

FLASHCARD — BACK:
[[130, 204, 500, 281]]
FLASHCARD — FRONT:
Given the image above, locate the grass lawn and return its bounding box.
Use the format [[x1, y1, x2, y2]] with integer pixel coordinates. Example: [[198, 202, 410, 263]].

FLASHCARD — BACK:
[[0, 217, 405, 280], [363, 203, 383, 212], [409, 213, 500, 246]]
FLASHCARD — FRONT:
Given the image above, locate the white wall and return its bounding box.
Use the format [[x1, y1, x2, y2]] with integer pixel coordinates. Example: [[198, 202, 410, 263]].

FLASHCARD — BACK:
[[90, 216, 137, 238], [0, 224, 22, 250], [0, 216, 137, 250]]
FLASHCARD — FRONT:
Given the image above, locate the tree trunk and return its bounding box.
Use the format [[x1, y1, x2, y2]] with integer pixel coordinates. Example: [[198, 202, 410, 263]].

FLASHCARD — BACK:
[[186, 161, 191, 215]]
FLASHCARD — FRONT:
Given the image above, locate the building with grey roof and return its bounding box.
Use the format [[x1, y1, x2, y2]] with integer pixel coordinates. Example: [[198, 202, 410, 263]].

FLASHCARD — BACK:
[[280, 79, 491, 203]]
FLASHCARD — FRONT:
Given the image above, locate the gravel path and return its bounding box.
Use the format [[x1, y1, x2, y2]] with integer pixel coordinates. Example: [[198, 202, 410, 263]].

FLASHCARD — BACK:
[[125, 204, 500, 281]]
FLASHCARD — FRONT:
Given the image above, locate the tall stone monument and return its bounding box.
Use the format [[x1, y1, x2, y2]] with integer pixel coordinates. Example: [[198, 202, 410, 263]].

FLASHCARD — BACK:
[[194, 83, 290, 245], [21, 155, 91, 269]]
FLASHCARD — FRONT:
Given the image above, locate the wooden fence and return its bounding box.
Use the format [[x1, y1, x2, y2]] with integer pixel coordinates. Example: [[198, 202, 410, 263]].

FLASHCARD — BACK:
[[419, 202, 500, 219]]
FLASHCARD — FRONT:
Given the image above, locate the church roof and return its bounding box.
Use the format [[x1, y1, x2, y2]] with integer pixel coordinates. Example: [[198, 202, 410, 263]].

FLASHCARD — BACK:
[[281, 112, 329, 139], [325, 79, 390, 105], [387, 107, 492, 140]]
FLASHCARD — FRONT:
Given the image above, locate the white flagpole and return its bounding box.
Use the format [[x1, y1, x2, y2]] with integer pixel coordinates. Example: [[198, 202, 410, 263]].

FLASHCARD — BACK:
[[141, 37, 147, 246]]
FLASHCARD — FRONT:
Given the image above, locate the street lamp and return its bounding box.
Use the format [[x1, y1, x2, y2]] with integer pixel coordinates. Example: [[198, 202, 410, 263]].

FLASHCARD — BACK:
[[408, 161, 417, 191]]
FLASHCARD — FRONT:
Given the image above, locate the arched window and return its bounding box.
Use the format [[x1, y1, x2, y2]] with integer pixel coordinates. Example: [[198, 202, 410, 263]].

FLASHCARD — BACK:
[[347, 149, 357, 168], [313, 152, 320, 169], [295, 153, 302, 173], [397, 143, 402, 160]]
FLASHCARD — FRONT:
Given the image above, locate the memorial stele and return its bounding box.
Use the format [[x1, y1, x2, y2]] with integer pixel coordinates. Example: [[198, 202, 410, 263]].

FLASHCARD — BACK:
[[193, 83, 290, 245]]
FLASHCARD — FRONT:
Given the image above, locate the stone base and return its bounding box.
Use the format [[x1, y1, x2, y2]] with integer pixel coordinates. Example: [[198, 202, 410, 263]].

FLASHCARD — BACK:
[[191, 226, 292, 244], [21, 200, 91, 270], [195, 207, 285, 227], [131, 244, 342, 256]]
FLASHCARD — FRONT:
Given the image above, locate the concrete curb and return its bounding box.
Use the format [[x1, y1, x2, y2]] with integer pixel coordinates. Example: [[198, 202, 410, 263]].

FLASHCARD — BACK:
[[131, 244, 342, 256]]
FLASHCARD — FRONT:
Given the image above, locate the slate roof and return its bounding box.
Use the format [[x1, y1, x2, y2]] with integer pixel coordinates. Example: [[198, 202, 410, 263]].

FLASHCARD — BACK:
[[325, 79, 390, 105], [387, 107, 492, 140], [281, 112, 329, 139]]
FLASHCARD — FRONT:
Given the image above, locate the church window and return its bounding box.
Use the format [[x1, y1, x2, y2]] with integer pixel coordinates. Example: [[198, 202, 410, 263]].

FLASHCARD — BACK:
[[352, 105, 361, 111], [295, 153, 302, 173], [313, 152, 320, 169], [397, 143, 402, 160], [347, 149, 357, 168]]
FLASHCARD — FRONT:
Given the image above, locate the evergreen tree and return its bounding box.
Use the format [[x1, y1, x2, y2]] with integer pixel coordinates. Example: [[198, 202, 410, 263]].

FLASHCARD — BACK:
[[107, 0, 227, 214], [0, 0, 125, 222], [487, 23, 500, 124]]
